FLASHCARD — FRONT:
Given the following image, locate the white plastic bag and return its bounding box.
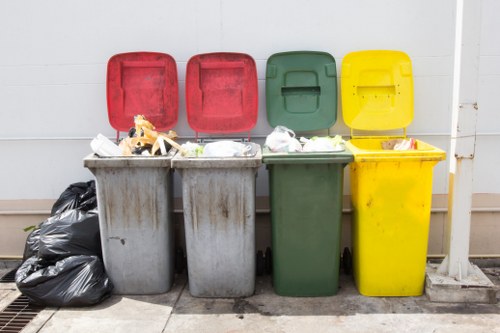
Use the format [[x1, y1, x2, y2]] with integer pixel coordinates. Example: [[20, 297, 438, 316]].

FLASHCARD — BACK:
[[201, 141, 252, 157], [301, 136, 345, 152], [264, 126, 302, 152], [394, 138, 416, 150], [180, 142, 203, 157]]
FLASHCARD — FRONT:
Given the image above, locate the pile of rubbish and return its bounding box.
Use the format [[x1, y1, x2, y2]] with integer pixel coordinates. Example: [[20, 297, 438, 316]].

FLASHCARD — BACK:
[[16, 181, 113, 307], [91, 115, 183, 157], [264, 126, 345, 153]]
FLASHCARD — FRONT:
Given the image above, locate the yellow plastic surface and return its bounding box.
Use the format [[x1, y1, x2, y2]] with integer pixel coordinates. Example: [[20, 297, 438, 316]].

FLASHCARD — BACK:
[[341, 50, 414, 132], [347, 138, 446, 162], [342, 50, 446, 296], [347, 138, 445, 296]]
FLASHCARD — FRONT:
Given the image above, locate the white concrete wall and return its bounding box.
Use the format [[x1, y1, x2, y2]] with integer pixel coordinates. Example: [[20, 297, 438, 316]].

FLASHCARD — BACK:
[[0, 0, 499, 201]]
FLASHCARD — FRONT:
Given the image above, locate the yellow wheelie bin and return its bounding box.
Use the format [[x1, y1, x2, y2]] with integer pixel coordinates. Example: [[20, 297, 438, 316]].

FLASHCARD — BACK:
[[341, 50, 446, 296]]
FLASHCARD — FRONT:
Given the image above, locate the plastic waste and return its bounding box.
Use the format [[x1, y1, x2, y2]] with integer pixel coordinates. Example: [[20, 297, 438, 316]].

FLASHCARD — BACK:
[[201, 141, 253, 157], [15, 255, 113, 307], [301, 136, 345, 152], [381, 138, 416, 150], [394, 138, 416, 150], [180, 142, 203, 157], [91, 134, 122, 157], [264, 126, 302, 152], [38, 209, 101, 261]]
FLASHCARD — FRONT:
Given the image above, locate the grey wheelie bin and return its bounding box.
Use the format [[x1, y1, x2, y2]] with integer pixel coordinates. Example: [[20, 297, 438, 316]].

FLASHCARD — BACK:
[[172, 52, 261, 297], [84, 52, 178, 294]]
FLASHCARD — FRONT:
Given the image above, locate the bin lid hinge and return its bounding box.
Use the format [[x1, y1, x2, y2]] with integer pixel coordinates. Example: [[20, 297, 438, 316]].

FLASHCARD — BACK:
[[350, 127, 407, 140], [195, 131, 251, 144]]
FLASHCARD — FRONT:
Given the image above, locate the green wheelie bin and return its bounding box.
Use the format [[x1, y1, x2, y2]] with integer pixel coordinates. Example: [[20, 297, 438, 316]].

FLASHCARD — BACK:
[[263, 51, 353, 296]]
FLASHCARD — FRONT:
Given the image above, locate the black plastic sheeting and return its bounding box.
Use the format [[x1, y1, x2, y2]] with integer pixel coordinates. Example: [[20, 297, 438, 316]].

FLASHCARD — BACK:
[[16, 256, 113, 307], [17, 180, 113, 307], [51, 180, 97, 216], [38, 209, 101, 261]]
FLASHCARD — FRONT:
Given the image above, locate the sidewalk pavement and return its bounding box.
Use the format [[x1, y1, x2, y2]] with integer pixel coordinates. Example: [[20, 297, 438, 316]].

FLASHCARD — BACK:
[[1, 262, 499, 333]]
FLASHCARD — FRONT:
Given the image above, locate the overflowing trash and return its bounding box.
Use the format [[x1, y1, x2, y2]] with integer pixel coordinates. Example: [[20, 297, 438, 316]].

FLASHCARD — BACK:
[[91, 115, 183, 157], [381, 138, 417, 150], [264, 126, 345, 153], [17, 181, 113, 307], [180, 140, 255, 157]]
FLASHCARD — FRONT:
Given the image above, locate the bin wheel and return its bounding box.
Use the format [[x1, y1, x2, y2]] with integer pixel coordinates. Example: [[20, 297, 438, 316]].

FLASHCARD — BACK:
[[256, 250, 265, 276], [343, 247, 352, 275], [265, 247, 272, 275], [175, 247, 186, 274]]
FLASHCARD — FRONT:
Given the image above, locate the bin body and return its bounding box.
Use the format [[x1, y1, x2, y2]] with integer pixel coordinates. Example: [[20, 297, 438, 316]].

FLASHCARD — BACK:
[[341, 50, 445, 296], [172, 145, 261, 297], [84, 156, 174, 294], [265, 51, 351, 296], [178, 52, 260, 297], [348, 139, 443, 296], [264, 155, 351, 296]]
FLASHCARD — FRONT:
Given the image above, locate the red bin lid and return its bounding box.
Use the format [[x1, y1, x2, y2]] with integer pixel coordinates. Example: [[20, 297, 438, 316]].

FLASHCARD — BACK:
[[106, 52, 178, 132], [185, 52, 258, 134]]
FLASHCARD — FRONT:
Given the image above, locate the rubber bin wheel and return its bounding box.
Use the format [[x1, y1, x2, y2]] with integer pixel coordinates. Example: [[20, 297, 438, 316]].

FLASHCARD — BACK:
[[256, 250, 265, 276]]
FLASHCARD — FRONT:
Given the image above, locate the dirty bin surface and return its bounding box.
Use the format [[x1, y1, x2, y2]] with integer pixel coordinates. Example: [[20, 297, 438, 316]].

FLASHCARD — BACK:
[[84, 155, 175, 294], [341, 50, 446, 296], [264, 51, 353, 296], [175, 52, 260, 298], [82, 51, 179, 295], [172, 144, 262, 297]]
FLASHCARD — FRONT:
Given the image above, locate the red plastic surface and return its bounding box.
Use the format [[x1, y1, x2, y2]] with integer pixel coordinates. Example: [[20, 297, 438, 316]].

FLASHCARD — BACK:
[[185, 53, 258, 134], [106, 52, 178, 131]]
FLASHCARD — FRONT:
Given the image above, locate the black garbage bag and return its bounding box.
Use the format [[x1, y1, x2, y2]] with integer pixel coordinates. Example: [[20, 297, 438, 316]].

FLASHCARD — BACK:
[[51, 180, 97, 216], [22, 180, 99, 262], [23, 227, 42, 261], [38, 209, 101, 261], [16, 255, 113, 307]]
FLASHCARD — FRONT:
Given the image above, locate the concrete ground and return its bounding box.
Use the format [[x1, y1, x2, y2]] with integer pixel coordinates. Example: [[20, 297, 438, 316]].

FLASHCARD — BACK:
[[1, 261, 499, 333]]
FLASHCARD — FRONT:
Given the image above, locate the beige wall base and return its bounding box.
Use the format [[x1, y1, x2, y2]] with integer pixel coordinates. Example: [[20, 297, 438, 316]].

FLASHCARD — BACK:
[[1, 195, 499, 259]]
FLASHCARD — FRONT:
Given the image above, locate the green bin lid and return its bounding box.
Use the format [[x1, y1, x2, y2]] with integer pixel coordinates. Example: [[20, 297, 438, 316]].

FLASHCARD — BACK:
[[266, 51, 337, 131]]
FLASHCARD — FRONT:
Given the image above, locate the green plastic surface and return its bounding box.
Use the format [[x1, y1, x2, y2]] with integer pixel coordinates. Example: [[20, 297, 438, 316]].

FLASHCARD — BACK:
[[267, 162, 348, 296], [266, 51, 337, 131], [262, 151, 353, 165]]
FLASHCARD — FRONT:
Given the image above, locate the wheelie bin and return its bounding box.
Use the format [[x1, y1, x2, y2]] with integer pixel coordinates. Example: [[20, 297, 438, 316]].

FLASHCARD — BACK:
[[341, 50, 446, 296], [263, 51, 353, 296], [171, 52, 261, 298], [84, 52, 178, 294]]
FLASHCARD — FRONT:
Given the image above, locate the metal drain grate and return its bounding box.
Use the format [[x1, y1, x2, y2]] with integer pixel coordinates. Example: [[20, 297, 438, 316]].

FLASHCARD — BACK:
[[0, 268, 18, 283], [0, 295, 45, 332]]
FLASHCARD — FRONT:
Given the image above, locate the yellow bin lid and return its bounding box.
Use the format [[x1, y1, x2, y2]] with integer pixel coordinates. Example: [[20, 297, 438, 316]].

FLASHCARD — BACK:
[[341, 50, 413, 133]]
